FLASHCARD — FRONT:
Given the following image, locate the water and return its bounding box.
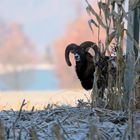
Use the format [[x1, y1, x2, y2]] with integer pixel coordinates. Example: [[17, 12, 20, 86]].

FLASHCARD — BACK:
[[0, 69, 59, 91]]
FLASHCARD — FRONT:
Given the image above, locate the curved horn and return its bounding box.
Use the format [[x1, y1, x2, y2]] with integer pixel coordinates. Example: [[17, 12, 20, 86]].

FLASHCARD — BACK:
[[65, 43, 78, 66], [80, 41, 100, 55]]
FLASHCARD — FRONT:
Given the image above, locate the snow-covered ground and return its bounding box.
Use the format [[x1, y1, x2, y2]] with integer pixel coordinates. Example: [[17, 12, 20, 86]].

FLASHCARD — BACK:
[[0, 91, 139, 140], [0, 104, 129, 140], [0, 64, 55, 74]]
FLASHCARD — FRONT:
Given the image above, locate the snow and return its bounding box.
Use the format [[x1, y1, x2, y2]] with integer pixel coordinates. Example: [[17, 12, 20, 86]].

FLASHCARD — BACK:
[[0, 103, 132, 140]]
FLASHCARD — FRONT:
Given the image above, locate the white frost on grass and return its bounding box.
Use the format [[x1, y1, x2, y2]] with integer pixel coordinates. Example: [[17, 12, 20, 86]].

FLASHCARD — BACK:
[[0, 104, 131, 140]]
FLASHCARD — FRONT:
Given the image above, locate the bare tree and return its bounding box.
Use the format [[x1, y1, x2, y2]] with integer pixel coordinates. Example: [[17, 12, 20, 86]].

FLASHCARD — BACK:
[[0, 22, 38, 90]]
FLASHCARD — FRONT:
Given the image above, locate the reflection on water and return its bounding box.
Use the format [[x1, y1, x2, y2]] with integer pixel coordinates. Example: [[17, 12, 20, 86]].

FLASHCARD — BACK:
[[0, 69, 59, 91]]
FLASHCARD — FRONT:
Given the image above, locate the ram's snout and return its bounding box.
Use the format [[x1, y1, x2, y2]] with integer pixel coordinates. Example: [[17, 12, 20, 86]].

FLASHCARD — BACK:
[[74, 53, 80, 61]]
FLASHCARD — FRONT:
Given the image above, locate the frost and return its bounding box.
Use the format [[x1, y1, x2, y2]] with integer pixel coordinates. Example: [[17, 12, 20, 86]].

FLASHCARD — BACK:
[[0, 104, 135, 140]]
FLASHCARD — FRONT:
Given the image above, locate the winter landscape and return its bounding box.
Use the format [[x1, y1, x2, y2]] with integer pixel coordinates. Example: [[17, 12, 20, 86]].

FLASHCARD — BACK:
[[0, 101, 133, 140], [0, 0, 140, 140]]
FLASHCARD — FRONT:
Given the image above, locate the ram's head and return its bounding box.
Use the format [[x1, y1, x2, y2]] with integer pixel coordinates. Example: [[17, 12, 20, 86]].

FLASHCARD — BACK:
[[65, 41, 100, 66]]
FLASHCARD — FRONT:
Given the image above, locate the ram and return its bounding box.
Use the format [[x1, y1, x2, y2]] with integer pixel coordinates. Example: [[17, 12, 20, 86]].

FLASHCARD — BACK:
[[65, 41, 117, 98]]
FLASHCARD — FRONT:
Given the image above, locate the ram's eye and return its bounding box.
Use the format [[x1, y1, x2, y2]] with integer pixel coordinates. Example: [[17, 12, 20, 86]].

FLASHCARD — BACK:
[[74, 53, 80, 61]]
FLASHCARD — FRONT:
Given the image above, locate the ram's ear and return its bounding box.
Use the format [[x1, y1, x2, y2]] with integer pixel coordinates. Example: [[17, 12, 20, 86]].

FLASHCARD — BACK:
[[80, 41, 101, 57], [86, 53, 94, 62], [87, 48, 96, 57]]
